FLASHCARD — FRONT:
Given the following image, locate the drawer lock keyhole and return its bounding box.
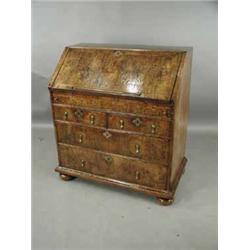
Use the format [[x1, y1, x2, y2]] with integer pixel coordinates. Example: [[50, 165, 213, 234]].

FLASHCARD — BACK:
[[104, 155, 113, 166], [132, 117, 142, 127], [74, 109, 84, 119]]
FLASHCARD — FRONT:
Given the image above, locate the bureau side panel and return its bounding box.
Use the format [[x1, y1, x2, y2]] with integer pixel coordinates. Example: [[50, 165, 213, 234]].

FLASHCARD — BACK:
[[49, 89, 61, 166], [170, 51, 192, 187]]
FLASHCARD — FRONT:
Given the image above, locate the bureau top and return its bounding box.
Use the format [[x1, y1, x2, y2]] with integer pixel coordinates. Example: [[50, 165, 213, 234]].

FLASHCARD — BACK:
[[49, 44, 192, 101]]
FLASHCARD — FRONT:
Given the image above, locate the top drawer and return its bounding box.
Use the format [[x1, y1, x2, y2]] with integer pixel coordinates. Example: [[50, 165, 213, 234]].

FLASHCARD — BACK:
[[108, 113, 169, 137], [53, 105, 106, 127], [51, 91, 171, 117]]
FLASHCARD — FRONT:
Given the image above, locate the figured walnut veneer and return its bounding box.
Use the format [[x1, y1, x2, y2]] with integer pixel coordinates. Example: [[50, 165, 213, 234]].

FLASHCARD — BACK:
[[49, 44, 192, 205]]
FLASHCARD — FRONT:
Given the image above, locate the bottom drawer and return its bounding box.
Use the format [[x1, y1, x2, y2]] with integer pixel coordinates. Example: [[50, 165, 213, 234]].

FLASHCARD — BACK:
[[58, 144, 167, 189]]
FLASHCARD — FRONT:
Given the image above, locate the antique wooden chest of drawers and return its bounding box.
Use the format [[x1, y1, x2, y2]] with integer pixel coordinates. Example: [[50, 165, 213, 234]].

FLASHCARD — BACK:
[[48, 44, 192, 205]]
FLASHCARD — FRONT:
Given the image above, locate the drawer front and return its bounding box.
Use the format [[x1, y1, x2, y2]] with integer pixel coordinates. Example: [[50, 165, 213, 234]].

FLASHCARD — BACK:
[[52, 91, 169, 117], [53, 105, 106, 127], [58, 144, 167, 189], [108, 113, 169, 137], [56, 122, 168, 163]]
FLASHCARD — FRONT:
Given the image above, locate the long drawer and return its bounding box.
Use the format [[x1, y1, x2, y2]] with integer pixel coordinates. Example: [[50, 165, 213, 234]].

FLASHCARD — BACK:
[[58, 144, 167, 189], [55, 122, 169, 164]]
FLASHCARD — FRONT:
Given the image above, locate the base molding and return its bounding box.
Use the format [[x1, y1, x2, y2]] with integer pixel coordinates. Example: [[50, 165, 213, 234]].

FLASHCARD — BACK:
[[55, 157, 187, 205]]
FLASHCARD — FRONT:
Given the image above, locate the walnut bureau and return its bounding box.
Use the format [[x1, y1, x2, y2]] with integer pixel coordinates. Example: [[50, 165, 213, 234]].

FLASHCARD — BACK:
[[48, 44, 192, 205]]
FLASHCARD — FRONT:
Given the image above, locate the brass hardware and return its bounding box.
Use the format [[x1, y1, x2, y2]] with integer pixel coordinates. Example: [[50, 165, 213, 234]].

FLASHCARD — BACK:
[[132, 117, 142, 127], [90, 114, 95, 125], [151, 124, 156, 134], [135, 144, 140, 154], [64, 111, 68, 120], [103, 131, 112, 139], [119, 120, 124, 129], [114, 51, 122, 56], [81, 160, 86, 168], [135, 171, 140, 180], [74, 109, 84, 119], [79, 134, 83, 143], [104, 155, 113, 166]]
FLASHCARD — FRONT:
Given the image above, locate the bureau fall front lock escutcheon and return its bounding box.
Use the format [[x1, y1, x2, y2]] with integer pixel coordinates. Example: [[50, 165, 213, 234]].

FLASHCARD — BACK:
[[49, 44, 192, 205]]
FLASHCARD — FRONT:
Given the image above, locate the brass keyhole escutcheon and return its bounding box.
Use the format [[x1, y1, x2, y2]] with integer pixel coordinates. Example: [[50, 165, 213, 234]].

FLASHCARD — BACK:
[[135, 144, 140, 154], [135, 171, 140, 180], [90, 114, 95, 125], [64, 111, 68, 120], [103, 131, 112, 139], [119, 120, 124, 129], [104, 155, 113, 166], [74, 109, 84, 119], [151, 124, 156, 134], [114, 51, 122, 56], [132, 117, 142, 127], [81, 160, 86, 168]]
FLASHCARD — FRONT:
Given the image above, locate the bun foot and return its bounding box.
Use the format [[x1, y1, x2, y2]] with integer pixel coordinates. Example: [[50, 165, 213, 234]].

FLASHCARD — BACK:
[[59, 173, 76, 181], [156, 197, 174, 206]]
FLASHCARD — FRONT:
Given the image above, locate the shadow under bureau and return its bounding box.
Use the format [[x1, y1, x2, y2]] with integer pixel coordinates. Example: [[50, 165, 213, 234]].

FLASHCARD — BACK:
[[48, 44, 192, 205]]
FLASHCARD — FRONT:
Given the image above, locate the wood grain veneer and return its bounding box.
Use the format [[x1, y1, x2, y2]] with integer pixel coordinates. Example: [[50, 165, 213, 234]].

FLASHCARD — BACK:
[[49, 44, 192, 205]]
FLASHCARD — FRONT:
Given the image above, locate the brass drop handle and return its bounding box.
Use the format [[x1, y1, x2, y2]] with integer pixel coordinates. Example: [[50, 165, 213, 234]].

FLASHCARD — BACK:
[[74, 109, 84, 119], [135, 144, 140, 154], [81, 160, 86, 168], [132, 117, 142, 127], [104, 155, 113, 166], [64, 111, 68, 120], [79, 134, 83, 143], [90, 114, 95, 125], [135, 171, 140, 180], [151, 124, 156, 134], [119, 119, 124, 129]]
